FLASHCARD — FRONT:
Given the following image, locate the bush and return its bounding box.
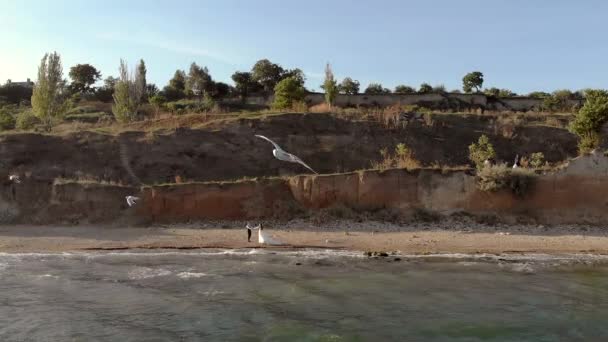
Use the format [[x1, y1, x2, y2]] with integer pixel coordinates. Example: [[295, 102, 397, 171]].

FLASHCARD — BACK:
[[468, 135, 496, 170], [0, 108, 16, 131], [477, 164, 536, 196], [529, 152, 545, 168], [272, 76, 306, 109], [371, 143, 421, 170], [16, 110, 41, 130], [569, 89, 608, 153]]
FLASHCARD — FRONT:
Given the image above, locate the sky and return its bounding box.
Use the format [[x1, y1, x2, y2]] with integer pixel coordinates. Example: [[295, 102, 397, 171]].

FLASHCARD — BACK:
[[1, 0, 607, 94]]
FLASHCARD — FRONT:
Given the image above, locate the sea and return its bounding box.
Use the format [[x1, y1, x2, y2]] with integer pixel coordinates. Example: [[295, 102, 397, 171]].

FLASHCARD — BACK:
[[1, 250, 608, 341]]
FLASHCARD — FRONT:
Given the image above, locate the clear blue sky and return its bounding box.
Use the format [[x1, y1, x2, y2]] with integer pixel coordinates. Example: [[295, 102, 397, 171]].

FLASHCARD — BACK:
[[1, 0, 607, 93]]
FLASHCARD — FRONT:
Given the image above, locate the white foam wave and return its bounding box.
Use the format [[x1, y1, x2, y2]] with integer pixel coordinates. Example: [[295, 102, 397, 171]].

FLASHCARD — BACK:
[[177, 272, 209, 279], [128, 267, 172, 280]]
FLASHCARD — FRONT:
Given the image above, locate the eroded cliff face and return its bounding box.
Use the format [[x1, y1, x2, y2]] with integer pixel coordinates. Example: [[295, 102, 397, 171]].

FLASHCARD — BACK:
[[2, 153, 607, 225]]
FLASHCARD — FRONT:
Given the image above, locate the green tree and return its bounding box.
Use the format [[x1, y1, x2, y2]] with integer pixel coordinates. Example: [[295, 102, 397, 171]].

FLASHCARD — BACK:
[[112, 59, 144, 123], [498, 89, 516, 97], [272, 76, 306, 109], [321, 63, 338, 108], [569, 89, 608, 153], [529, 152, 545, 168], [527, 91, 550, 98], [469, 134, 496, 170], [283, 68, 306, 86], [231, 71, 260, 98], [68, 64, 101, 94], [484, 87, 500, 97], [433, 84, 446, 93], [251, 59, 285, 93], [364, 83, 390, 94], [149, 94, 167, 117], [162, 70, 187, 101], [0, 107, 16, 131], [462, 71, 484, 93], [136, 59, 147, 100], [394, 85, 415, 94], [339, 77, 360, 95], [31, 52, 71, 130], [186, 62, 213, 99], [210, 82, 231, 99], [418, 83, 433, 93]]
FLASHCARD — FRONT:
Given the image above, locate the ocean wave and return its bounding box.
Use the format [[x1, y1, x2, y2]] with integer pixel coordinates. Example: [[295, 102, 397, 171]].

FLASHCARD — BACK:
[[177, 272, 210, 279], [128, 267, 172, 280]]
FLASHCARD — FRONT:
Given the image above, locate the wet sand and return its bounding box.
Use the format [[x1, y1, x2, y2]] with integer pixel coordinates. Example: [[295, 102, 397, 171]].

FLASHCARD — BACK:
[[1, 221, 608, 255]]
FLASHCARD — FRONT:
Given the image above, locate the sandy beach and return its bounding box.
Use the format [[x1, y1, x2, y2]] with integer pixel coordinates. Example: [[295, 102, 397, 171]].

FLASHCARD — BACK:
[[1, 220, 608, 255]]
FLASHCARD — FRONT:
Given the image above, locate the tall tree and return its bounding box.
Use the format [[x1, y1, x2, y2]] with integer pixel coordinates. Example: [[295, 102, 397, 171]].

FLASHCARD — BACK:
[[321, 63, 338, 108], [31, 52, 70, 130], [112, 59, 144, 123], [163, 70, 187, 101], [462, 71, 484, 93], [68, 64, 101, 94], [232, 71, 258, 99], [251, 59, 285, 93], [136, 59, 147, 100], [186, 62, 213, 99], [339, 77, 360, 95]]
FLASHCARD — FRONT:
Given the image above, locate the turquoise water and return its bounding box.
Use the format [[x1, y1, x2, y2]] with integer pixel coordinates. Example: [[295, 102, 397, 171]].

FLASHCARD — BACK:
[[1, 250, 608, 341]]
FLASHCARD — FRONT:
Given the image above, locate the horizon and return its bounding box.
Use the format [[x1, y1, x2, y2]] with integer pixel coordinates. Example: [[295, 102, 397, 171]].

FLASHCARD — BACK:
[[1, 0, 607, 94]]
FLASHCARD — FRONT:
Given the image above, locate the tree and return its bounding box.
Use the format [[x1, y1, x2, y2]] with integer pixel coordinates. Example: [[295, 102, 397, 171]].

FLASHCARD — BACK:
[[527, 91, 550, 98], [31, 52, 70, 130], [339, 77, 360, 95], [136, 59, 147, 100], [68, 64, 101, 94], [251, 59, 284, 92], [163, 70, 187, 101], [210, 82, 231, 99], [433, 84, 446, 93], [149, 94, 167, 117], [484, 87, 500, 97], [186, 62, 213, 99], [94, 76, 118, 102], [569, 89, 608, 153], [364, 83, 390, 94], [232, 71, 260, 98], [469, 134, 496, 170], [321, 63, 338, 108], [272, 76, 306, 109], [112, 59, 144, 123], [418, 83, 433, 93], [394, 85, 415, 94], [283, 68, 306, 85], [462, 71, 484, 93], [498, 89, 516, 97], [146, 84, 159, 97]]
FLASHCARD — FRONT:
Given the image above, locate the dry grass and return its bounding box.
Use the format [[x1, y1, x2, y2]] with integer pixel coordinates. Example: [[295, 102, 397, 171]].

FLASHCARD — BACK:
[[371, 143, 421, 170]]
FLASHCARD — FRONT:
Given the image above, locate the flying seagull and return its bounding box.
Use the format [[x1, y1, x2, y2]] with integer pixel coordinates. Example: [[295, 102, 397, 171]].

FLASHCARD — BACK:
[[8, 175, 20, 184], [126, 196, 140, 207], [246, 222, 283, 245], [254, 135, 317, 174]]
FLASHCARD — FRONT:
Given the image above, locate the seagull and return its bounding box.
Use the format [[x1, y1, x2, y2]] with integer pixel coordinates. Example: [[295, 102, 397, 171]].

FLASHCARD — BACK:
[[254, 135, 317, 174], [246, 223, 283, 245], [512, 154, 520, 169], [8, 175, 20, 183], [126, 195, 140, 207]]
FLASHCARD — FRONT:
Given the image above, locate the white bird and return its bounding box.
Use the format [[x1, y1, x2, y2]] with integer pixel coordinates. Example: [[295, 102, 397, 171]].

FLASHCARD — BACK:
[[126, 196, 140, 207], [254, 135, 317, 174], [8, 175, 20, 183], [512, 154, 520, 169], [246, 223, 283, 245]]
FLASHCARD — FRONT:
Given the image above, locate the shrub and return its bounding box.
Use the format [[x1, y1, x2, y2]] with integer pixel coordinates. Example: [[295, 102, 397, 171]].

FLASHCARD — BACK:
[[569, 89, 608, 153], [272, 76, 306, 109], [16, 110, 41, 130], [468, 135, 496, 170], [529, 152, 545, 168], [477, 164, 536, 196], [0, 107, 16, 131], [371, 143, 420, 170]]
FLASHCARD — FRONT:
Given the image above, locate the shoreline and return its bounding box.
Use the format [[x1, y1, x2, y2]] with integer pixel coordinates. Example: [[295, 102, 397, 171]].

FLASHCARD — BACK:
[[1, 221, 608, 256]]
